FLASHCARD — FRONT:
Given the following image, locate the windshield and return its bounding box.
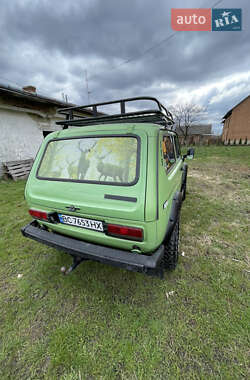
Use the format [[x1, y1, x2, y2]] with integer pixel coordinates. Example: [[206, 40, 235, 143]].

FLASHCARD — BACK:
[[37, 136, 139, 185]]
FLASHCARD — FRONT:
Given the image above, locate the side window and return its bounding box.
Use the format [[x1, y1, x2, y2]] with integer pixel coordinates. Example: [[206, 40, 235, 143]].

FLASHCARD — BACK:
[[162, 135, 176, 172], [174, 136, 181, 158]]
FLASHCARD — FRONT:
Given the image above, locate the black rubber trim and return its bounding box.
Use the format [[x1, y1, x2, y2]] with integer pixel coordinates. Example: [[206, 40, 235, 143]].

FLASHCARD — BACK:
[[163, 191, 182, 244], [156, 130, 159, 219], [181, 163, 188, 190], [104, 194, 137, 203], [21, 221, 164, 273]]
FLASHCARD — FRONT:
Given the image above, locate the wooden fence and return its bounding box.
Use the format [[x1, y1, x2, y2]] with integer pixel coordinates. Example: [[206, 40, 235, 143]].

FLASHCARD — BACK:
[[178, 135, 222, 146]]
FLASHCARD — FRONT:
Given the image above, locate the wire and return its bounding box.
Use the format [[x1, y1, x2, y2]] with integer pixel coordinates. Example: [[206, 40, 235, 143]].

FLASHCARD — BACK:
[[212, 0, 224, 7], [88, 33, 176, 81], [87, 0, 224, 83]]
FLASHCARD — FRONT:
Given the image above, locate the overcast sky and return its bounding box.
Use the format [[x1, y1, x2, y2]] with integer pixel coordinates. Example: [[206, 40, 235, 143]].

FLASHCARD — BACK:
[[0, 0, 249, 134]]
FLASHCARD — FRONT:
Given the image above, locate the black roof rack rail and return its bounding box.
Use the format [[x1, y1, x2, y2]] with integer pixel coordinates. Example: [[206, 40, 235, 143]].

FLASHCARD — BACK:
[[56, 96, 174, 129]]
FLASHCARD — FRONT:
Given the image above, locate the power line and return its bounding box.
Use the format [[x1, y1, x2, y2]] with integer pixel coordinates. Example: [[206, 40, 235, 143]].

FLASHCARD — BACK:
[[88, 33, 176, 81], [212, 0, 224, 7], [87, 0, 224, 84]]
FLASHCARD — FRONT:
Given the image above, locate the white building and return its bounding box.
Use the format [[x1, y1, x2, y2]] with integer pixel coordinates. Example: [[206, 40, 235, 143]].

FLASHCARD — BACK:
[[0, 84, 93, 177]]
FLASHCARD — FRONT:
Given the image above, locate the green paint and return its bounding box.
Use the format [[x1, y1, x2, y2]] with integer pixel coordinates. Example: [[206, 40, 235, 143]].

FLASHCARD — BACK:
[[25, 123, 183, 254]]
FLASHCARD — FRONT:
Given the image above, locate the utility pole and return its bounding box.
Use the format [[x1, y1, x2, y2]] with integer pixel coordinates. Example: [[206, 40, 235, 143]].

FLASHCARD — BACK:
[[85, 70, 91, 103]]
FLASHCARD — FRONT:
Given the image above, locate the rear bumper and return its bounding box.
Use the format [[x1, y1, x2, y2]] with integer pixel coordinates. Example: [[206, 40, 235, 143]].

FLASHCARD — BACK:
[[21, 221, 164, 275]]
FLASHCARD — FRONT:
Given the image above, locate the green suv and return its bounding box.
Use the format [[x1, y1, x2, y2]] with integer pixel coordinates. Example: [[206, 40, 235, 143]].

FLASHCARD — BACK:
[[21, 97, 194, 278]]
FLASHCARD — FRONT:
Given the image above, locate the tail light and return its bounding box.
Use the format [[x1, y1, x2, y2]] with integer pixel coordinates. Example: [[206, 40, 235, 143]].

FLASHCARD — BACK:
[[107, 223, 143, 241], [29, 209, 48, 221]]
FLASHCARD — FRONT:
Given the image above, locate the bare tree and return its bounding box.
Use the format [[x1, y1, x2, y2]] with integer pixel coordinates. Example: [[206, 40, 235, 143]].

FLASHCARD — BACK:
[[169, 103, 207, 143]]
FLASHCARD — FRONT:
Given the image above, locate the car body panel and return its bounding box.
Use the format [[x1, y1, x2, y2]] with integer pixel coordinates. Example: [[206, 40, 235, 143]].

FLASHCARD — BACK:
[[24, 123, 183, 255]]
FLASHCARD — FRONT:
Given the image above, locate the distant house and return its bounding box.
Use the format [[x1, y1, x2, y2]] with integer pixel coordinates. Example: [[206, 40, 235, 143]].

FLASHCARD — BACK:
[[0, 84, 94, 177], [222, 96, 250, 145], [175, 124, 212, 145], [175, 124, 212, 136]]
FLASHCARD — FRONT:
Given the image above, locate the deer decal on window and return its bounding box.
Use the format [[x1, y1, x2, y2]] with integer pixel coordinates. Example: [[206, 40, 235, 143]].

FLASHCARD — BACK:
[[66, 157, 77, 179], [77, 141, 96, 180], [96, 152, 125, 182]]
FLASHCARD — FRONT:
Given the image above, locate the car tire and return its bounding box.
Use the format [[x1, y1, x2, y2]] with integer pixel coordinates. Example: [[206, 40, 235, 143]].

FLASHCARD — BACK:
[[163, 218, 179, 270]]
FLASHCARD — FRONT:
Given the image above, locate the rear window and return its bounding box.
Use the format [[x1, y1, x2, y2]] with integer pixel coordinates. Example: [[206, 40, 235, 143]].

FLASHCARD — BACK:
[[37, 136, 139, 185]]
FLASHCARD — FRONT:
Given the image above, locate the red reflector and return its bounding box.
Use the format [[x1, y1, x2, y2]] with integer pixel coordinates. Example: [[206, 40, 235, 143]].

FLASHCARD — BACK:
[[29, 209, 48, 221], [107, 224, 143, 240]]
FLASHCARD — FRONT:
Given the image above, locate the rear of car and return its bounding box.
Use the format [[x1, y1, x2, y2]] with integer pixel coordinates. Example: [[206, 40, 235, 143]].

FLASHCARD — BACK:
[[21, 96, 183, 277], [22, 124, 165, 274]]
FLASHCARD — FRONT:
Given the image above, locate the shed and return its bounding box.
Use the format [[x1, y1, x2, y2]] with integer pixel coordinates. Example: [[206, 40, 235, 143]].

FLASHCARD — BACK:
[[0, 84, 94, 177], [175, 124, 213, 145], [175, 124, 212, 136]]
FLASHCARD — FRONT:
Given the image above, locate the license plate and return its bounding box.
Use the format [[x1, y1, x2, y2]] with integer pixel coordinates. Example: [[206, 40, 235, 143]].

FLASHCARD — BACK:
[[58, 214, 104, 232]]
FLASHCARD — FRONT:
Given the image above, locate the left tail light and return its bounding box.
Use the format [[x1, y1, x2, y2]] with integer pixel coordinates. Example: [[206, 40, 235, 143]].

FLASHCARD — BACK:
[[29, 209, 48, 221], [107, 223, 143, 241]]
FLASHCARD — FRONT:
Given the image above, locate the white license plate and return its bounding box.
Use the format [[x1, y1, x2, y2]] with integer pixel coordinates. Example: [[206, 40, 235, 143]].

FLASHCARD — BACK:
[[58, 214, 104, 232]]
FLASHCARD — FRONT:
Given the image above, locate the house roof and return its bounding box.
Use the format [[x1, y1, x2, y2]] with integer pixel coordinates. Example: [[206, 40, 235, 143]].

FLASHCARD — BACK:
[[0, 83, 95, 116], [175, 124, 212, 136], [222, 95, 250, 120]]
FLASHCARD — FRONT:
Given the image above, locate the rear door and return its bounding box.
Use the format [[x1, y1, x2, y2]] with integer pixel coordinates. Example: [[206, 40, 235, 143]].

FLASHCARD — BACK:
[[27, 132, 147, 222]]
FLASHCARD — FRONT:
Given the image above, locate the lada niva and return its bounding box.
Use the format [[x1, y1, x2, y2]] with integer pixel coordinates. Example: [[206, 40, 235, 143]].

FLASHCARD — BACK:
[[21, 97, 194, 278]]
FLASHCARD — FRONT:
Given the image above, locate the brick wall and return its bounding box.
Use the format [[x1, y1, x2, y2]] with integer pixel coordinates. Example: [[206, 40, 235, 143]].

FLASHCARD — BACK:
[[222, 97, 250, 145]]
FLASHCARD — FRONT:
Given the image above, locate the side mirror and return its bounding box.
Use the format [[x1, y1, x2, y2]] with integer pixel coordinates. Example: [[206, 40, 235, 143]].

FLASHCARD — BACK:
[[187, 148, 195, 160]]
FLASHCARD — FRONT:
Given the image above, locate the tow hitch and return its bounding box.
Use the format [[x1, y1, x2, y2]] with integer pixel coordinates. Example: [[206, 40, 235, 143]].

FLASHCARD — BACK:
[[61, 255, 87, 275]]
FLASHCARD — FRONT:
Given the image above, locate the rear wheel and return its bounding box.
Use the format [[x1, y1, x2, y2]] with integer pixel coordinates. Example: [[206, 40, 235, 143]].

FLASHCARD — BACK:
[[163, 219, 179, 270]]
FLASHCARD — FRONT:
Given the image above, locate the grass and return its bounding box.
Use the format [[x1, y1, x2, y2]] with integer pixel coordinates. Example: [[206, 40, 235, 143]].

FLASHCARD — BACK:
[[0, 146, 249, 379]]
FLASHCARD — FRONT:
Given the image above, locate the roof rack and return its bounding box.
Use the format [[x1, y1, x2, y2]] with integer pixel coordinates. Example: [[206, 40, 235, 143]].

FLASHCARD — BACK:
[[56, 96, 174, 129]]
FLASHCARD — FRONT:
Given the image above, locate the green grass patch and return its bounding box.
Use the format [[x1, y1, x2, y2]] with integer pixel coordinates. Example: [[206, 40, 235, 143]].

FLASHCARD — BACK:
[[0, 146, 250, 379]]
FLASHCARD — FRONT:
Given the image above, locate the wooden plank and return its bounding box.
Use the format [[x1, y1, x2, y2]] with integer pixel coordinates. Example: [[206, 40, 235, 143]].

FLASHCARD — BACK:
[[7, 162, 33, 168], [12, 174, 29, 181], [6, 164, 33, 172], [6, 162, 33, 169], [3, 159, 33, 166], [8, 166, 32, 174], [4, 160, 33, 167], [7, 163, 33, 170], [12, 173, 30, 178], [8, 166, 31, 172], [8, 169, 31, 176], [7, 163, 31, 170]]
